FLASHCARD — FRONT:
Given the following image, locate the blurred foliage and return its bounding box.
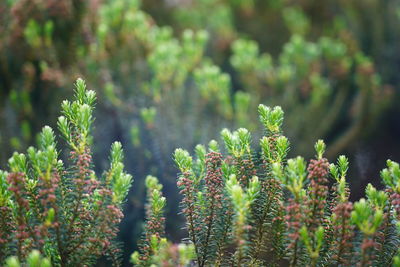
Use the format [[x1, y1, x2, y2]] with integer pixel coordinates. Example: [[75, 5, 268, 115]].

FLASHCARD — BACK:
[[1, 0, 399, 264]]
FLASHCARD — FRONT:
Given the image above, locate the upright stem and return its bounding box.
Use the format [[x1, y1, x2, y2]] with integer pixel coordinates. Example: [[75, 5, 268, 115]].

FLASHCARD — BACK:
[[187, 205, 201, 266], [253, 194, 272, 259], [236, 227, 245, 267], [200, 205, 216, 267], [336, 215, 346, 265], [290, 240, 299, 267]]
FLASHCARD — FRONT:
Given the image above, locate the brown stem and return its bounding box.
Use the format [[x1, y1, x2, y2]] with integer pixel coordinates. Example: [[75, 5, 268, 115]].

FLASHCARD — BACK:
[[66, 184, 84, 236]]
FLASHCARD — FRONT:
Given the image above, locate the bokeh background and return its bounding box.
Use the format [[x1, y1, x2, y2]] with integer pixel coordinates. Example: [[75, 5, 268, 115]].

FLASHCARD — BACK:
[[1, 0, 400, 265]]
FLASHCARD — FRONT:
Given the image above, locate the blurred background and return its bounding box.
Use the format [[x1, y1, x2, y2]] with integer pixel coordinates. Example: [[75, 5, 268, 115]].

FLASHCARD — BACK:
[[1, 0, 400, 265]]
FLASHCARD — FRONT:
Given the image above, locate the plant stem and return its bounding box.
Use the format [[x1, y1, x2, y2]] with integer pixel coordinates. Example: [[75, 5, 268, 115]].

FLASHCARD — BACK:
[[290, 240, 299, 267], [200, 195, 218, 267]]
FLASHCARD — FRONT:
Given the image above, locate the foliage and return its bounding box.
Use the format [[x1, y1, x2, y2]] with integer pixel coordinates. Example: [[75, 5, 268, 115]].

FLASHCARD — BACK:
[[132, 104, 400, 266], [1, 83, 399, 266], [130, 175, 196, 266], [5, 250, 51, 267], [230, 35, 389, 156], [1, 0, 399, 264], [0, 0, 89, 163], [92, 0, 392, 167], [0, 0, 394, 166], [0, 79, 132, 266]]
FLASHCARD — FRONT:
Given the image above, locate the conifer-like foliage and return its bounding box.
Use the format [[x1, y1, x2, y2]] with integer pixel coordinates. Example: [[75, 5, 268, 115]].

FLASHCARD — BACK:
[[0, 79, 132, 266], [131, 175, 195, 267], [134, 104, 400, 266]]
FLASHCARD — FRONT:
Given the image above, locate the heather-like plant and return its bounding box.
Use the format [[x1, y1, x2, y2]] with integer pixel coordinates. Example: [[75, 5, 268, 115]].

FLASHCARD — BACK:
[[2, 0, 393, 168], [133, 175, 166, 265], [230, 35, 390, 156], [0, 0, 90, 162], [92, 0, 392, 182], [151, 0, 400, 85], [132, 104, 400, 266], [1, 0, 398, 262], [131, 175, 195, 266], [0, 79, 132, 266]]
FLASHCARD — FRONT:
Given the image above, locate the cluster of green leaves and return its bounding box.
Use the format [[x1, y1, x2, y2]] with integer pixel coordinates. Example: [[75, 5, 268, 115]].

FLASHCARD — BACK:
[[133, 104, 400, 266], [231, 33, 388, 156], [0, 79, 132, 266]]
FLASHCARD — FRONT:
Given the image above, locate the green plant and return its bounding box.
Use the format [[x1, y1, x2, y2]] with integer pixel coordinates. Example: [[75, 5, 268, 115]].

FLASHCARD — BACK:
[[132, 104, 400, 266], [0, 0, 90, 163], [230, 34, 390, 157], [5, 250, 51, 267], [130, 175, 196, 267], [2, 0, 393, 167], [1, 1, 399, 263], [0, 79, 132, 266]]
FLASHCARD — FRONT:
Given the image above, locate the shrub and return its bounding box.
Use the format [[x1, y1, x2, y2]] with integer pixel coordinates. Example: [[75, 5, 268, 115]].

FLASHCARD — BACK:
[[1, 83, 399, 266], [230, 35, 390, 156], [0, 0, 89, 162], [1, 0, 393, 167], [0, 79, 132, 266], [1, 0, 399, 264], [0, 6, 393, 252], [133, 104, 400, 266], [96, 0, 391, 163]]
